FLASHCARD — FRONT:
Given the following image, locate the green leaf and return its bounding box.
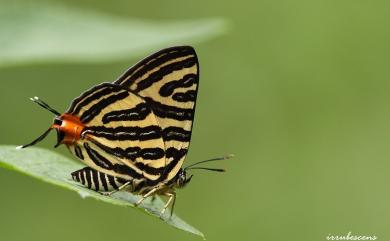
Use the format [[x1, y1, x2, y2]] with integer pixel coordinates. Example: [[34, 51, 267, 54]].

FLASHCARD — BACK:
[[0, 3, 228, 67], [0, 145, 205, 239]]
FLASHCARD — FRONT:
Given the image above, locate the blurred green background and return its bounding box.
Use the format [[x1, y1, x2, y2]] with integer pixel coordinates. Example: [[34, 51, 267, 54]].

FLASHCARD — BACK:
[[1, 0, 390, 241]]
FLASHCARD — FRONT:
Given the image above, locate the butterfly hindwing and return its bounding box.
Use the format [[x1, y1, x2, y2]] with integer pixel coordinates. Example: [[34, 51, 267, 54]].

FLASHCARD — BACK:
[[71, 167, 128, 192], [114, 46, 199, 182], [66, 83, 167, 182]]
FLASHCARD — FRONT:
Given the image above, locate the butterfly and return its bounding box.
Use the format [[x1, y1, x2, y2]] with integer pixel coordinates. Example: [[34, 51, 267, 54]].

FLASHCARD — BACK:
[[19, 46, 231, 216]]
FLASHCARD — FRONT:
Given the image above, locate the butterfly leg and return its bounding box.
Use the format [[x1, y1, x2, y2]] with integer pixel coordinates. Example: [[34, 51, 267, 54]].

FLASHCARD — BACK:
[[135, 187, 159, 206], [100, 181, 132, 196], [160, 192, 176, 217], [170, 192, 177, 217]]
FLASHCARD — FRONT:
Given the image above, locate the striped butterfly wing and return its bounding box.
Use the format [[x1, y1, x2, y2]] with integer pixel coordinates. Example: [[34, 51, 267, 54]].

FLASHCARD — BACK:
[[66, 83, 166, 182], [71, 167, 148, 193], [113, 46, 199, 182], [71, 167, 128, 192]]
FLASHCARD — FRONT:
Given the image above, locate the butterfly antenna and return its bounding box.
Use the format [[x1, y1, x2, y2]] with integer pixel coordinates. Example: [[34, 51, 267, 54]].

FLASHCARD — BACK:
[[184, 154, 234, 170], [16, 127, 53, 149], [185, 167, 226, 172], [30, 96, 60, 116]]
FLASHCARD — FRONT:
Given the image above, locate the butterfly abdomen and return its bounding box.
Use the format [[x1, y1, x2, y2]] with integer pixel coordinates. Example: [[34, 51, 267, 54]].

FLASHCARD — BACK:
[[71, 167, 129, 192]]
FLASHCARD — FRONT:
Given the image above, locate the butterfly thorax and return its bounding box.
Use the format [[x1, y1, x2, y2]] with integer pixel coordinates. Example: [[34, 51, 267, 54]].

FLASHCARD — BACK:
[[52, 114, 85, 146]]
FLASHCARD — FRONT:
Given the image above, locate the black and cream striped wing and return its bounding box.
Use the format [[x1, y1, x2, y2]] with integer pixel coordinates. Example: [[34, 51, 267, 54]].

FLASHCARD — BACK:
[[72, 167, 128, 192], [113, 46, 199, 182], [66, 83, 166, 182], [72, 167, 148, 193]]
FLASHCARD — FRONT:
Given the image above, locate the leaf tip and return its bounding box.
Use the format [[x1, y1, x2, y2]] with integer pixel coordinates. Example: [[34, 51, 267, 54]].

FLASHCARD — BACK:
[[224, 154, 234, 159]]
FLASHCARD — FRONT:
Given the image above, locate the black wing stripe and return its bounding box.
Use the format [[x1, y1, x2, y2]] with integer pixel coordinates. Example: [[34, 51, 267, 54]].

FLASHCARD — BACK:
[[112, 164, 143, 179], [90, 139, 164, 161], [84, 143, 114, 170], [172, 90, 197, 102], [84, 125, 162, 141], [85, 168, 92, 189], [84, 124, 190, 145], [116, 47, 194, 86], [135, 57, 197, 92], [79, 170, 85, 185], [67, 83, 114, 114], [67, 84, 106, 114], [107, 175, 118, 190], [72, 85, 113, 115], [143, 97, 194, 121], [99, 171, 109, 191], [74, 145, 84, 160], [102, 102, 151, 124], [116, 177, 128, 185], [159, 73, 197, 97], [162, 126, 191, 142], [80, 90, 130, 123], [165, 147, 188, 160], [91, 168, 99, 191], [133, 147, 187, 176]]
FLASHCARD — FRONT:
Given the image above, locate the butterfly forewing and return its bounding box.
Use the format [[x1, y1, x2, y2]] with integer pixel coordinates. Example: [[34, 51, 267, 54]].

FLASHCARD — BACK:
[[114, 46, 199, 182], [66, 83, 167, 181]]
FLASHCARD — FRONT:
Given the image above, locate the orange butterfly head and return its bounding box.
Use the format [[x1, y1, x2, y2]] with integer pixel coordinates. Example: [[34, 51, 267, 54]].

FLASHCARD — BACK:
[[17, 97, 85, 149]]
